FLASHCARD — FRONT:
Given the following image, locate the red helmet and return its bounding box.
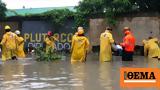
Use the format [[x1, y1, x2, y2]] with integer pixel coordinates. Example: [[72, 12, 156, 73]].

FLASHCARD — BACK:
[[124, 30, 131, 35], [47, 31, 53, 36]]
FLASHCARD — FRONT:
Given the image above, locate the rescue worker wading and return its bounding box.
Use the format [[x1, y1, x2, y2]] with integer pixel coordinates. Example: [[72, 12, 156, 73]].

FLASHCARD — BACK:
[[44, 31, 57, 53], [71, 32, 78, 52], [142, 39, 148, 56], [120, 27, 136, 61], [71, 27, 90, 63], [1, 25, 18, 61], [144, 37, 160, 60], [100, 27, 114, 62], [15, 30, 26, 58]]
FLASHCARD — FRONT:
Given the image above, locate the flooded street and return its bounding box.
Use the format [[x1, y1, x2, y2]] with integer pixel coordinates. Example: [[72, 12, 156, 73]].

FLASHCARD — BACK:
[[0, 53, 160, 90]]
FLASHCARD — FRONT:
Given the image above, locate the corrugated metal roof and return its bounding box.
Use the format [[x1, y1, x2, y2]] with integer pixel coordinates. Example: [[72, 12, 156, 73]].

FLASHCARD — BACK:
[[5, 6, 75, 17]]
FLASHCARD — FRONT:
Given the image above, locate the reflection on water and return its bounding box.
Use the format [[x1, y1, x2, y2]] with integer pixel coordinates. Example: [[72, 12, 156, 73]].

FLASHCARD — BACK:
[[99, 63, 112, 90], [0, 54, 159, 90]]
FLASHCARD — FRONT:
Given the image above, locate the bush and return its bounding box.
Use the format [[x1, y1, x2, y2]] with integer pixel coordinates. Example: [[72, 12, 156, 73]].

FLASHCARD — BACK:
[[34, 47, 62, 61]]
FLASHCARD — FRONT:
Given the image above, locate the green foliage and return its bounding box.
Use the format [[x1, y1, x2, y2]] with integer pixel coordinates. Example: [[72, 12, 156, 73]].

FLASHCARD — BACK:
[[42, 9, 75, 28], [74, 12, 89, 29], [132, 0, 160, 12], [76, 0, 134, 25], [0, 0, 7, 20], [76, 0, 160, 25], [20, 0, 160, 27], [105, 0, 133, 25], [27, 8, 89, 30], [76, 0, 104, 17], [74, 0, 104, 27], [34, 47, 61, 61]]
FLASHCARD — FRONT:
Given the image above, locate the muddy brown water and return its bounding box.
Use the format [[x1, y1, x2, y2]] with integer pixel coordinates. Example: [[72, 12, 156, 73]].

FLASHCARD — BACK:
[[0, 53, 160, 90]]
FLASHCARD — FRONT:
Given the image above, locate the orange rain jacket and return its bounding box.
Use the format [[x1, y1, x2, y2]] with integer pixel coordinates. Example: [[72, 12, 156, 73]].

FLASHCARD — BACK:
[[120, 30, 136, 52]]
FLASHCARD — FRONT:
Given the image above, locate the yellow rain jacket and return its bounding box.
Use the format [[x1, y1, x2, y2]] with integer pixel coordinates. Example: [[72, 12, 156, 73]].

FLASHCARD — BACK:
[[100, 31, 114, 62], [71, 34, 77, 52], [144, 38, 160, 58], [16, 36, 25, 58], [1, 32, 17, 61], [158, 41, 160, 58], [44, 36, 57, 53], [1, 45, 11, 61], [71, 36, 90, 63], [142, 39, 148, 56]]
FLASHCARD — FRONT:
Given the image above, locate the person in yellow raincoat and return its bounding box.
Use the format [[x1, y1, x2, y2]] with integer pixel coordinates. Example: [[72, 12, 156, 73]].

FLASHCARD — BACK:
[[71, 27, 90, 63], [144, 37, 160, 60], [100, 27, 114, 62], [158, 39, 160, 60], [142, 39, 148, 56], [72, 32, 78, 40], [1, 25, 18, 61], [15, 30, 26, 58], [44, 31, 57, 53], [71, 32, 78, 52]]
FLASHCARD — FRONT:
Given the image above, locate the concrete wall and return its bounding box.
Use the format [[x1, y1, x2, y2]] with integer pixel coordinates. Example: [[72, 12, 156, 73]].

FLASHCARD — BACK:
[[1, 16, 159, 52], [89, 17, 160, 46], [89, 19, 106, 46]]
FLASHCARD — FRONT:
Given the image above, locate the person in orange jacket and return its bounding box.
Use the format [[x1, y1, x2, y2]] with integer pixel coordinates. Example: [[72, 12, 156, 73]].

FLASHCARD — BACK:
[[120, 27, 136, 61]]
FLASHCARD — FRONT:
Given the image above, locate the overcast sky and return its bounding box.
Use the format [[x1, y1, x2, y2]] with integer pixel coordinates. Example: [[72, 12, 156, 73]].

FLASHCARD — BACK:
[[2, 0, 82, 9]]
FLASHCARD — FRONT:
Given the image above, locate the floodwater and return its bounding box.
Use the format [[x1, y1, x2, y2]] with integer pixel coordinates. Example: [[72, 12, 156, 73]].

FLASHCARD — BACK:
[[0, 53, 160, 90]]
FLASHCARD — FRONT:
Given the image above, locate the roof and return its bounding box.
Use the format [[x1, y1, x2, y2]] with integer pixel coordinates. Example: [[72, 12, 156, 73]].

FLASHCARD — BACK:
[[5, 6, 75, 17]]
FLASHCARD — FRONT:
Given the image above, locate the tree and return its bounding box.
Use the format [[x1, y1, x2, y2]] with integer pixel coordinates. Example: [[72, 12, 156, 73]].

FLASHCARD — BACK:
[[74, 0, 105, 27], [77, 0, 160, 15], [75, 0, 104, 18], [75, 0, 135, 25], [76, 0, 160, 25], [42, 9, 75, 29], [0, 0, 7, 20], [132, 0, 160, 12]]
